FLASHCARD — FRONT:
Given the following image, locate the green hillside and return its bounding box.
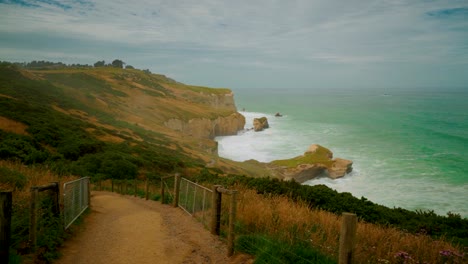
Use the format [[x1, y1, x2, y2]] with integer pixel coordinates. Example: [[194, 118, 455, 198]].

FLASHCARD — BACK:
[[0, 62, 238, 180]]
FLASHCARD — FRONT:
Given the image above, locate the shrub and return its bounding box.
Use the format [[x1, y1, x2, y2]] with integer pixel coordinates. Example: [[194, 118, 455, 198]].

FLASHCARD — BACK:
[[0, 167, 27, 190]]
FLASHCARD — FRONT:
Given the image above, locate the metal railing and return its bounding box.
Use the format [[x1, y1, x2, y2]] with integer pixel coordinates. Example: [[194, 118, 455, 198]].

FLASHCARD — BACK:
[[161, 174, 237, 256], [63, 177, 90, 229], [178, 178, 213, 227]]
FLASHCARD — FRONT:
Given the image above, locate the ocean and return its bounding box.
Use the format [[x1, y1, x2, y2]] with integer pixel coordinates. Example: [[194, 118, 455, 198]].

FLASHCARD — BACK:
[[215, 88, 468, 218]]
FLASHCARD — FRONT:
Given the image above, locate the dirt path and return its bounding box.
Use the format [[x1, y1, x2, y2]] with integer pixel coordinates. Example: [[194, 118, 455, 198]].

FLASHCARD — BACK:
[[56, 191, 252, 264]]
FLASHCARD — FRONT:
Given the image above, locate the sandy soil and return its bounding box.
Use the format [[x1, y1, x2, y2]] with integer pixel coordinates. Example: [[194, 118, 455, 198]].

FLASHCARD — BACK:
[[55, 191, 252, 264]]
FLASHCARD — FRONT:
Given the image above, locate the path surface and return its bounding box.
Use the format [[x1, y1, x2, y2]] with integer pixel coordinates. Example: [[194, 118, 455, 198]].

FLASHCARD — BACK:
[[56, 191, 252, 264]]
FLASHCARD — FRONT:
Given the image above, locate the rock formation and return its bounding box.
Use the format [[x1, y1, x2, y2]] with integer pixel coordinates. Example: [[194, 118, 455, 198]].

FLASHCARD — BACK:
[[253, 117, 269, 132], [270, 144, 353, 183], [164, 112, 245, 139]]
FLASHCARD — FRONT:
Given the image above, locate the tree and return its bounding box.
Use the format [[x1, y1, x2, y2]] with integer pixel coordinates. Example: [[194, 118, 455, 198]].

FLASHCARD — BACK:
[[125, 65, 135, 69], [94, 60, 105, 67], [111, 59, 125, 68]]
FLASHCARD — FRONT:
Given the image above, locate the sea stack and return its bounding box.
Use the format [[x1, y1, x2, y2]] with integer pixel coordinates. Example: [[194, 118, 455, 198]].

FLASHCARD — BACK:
[[253, 117, 269, 131]]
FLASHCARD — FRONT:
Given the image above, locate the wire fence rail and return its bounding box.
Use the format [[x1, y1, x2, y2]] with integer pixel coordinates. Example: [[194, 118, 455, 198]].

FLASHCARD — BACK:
[[63, 177, 90, 229], [161, 174, 238, 257], [178, 177, 213, 228]]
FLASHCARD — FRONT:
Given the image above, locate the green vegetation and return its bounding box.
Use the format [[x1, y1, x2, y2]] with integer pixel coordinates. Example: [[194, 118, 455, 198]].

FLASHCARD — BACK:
[[271, 145, 334, 168], [43, 72, 128, 97], [2, 60, 466, 262], [0, 63, 200, 181], [0, 167, 27, 189], [191, 169, 468, 246], [236, 235, 335, 264], [173, 83, 232, 94]]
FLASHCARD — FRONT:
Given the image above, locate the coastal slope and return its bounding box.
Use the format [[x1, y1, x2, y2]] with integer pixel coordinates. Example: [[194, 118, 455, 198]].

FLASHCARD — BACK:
[[0, 62, 351, 180]]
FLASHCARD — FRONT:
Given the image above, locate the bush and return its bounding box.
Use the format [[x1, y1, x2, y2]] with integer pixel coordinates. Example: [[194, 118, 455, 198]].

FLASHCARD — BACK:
[[0, 167, 27, 190], [191, 171, 468, 246], [236, 235, 336, 264]]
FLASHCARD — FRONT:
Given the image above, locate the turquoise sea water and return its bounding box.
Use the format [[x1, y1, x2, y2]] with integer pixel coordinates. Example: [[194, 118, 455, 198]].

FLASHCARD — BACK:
[[215, 88, 468, 217]]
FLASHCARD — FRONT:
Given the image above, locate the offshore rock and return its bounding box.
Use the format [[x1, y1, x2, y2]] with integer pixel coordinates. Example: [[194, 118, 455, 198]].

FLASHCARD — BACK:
[[253, 117, 269, 132], [272, 144, 353, 183]]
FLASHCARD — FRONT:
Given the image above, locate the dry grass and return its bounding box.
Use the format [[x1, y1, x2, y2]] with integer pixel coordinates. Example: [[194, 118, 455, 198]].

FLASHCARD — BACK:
[[0, 116, 29, 135], [0, 160, 77, 202], [235, 187, 465, 263]]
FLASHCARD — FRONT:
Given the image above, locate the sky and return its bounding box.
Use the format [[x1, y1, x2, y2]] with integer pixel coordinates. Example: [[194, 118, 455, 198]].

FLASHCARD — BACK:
[[0, 0, 467, 90]]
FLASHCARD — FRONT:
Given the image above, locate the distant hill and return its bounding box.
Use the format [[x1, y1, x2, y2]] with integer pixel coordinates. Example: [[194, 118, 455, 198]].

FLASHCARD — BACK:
[[0, 61, 258, 179]]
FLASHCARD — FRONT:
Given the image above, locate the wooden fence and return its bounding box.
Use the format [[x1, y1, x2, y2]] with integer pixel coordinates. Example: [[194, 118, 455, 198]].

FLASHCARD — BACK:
[[1, 191, 12, 264], [29, 182, 60, 252], [0, 178, 90, 263], [96, 176, 358, 262], [161, 174, 238, 257]]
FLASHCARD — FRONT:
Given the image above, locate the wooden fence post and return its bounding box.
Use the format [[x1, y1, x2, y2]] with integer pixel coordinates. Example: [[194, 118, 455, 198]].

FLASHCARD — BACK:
[[161, 178, 165, 204], [339, 212, 357, 264], [145, 179, 149, 200], [0, 191, 12, 264], [173, 174, 181, 207], [134, 179, 138, 197], [50, 182, 60, 217], [87, 178, 91, 208], [29, 187, 38, 252], [227, 190, 238, 257], [211, 185, 222, 235], [111, 179, 114, 192]]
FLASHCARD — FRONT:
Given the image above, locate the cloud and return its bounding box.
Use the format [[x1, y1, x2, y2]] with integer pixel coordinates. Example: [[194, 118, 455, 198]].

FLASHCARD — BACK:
[[0, 0, 467, 89]]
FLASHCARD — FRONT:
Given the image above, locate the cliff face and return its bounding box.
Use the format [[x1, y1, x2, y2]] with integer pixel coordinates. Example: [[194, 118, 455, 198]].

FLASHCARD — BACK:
[[165, 112, 245, 139], [209, 92, 237, 111], [163, 90, 245, 139]]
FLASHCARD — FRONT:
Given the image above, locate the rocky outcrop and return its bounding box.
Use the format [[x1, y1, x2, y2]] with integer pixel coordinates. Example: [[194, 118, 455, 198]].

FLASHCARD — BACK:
[[329, 158, 353, 179], [271, 144, 353, 183], [253, 117, 269, 132], [164, 112, 245, 139]]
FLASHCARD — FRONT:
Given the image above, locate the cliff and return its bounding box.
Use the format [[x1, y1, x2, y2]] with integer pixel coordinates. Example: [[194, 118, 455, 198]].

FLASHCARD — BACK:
[[0, 62, 349, 183], [164, 112, 245, 139]]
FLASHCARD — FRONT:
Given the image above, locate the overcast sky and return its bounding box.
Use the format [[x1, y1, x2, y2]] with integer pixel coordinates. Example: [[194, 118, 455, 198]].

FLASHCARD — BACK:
[[0, 0, 467, 90]]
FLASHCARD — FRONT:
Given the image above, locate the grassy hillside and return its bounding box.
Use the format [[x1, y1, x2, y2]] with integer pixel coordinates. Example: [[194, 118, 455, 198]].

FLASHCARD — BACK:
[[1, 61, 467, 262], [0, 62, 242, 180]]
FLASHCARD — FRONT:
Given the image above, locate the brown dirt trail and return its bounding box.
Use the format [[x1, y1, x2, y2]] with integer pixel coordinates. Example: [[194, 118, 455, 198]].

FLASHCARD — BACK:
[[55, 191, 252, 264]]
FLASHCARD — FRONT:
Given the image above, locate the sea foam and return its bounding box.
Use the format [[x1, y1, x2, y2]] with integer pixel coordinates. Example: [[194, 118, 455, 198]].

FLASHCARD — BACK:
[[216, 110, 468, 218]]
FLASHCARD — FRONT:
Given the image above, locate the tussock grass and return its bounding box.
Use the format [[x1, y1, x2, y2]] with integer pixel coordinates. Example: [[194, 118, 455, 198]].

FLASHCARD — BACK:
[[235, 187, 465, 263]]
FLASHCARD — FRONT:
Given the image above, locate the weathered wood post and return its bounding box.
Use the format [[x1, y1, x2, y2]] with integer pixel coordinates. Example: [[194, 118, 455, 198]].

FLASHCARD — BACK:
[[210, 185, 222, 235], [161, 178, 165, 204], [87, 178, 91, 208], [145, 179, 149, 200], [0, 191, 12, 264], [134, 179, 138, 197], [173, 173, 181, 207], [29, 187, 39, 252], [50, 182, 60, 217], [227, 190, 238, 257], [111, 179, 114, 192], [339, 212, 357, 264]]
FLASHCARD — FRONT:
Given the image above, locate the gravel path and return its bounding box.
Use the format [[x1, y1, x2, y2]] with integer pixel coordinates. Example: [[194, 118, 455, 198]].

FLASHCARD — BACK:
[[55, 191, 252, 264]]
